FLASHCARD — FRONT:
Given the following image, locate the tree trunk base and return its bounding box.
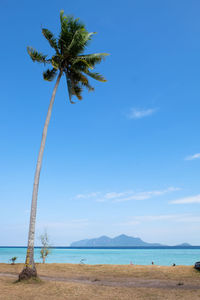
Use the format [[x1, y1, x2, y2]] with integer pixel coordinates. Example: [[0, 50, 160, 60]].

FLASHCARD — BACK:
[[18, 266, 37, 281]]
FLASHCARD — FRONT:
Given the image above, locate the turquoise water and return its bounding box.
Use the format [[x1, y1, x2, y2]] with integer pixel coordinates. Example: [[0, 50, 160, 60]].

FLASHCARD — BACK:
[[1, 247, 200, 265]]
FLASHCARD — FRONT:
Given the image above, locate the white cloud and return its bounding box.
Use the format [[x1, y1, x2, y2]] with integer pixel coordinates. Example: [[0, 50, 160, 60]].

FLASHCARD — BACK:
[[75, 192, 99, 199], [104, 191, 130, 199], [170, 194, 200, 204], [128, 108, 157, 119], [113, 187, 179, 203], [185, 153, 200, 160], [74, 187, 180, 203]]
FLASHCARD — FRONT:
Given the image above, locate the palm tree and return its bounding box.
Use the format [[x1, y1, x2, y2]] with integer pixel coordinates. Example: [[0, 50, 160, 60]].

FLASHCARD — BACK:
[[19, 10, 108, 280]]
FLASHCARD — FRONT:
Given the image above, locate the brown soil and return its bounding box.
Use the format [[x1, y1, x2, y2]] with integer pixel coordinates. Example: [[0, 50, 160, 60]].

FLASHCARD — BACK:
[[0, 263, 200, 299]]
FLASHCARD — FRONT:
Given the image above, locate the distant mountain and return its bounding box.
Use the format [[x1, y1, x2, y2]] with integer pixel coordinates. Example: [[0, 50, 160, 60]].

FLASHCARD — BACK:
[[175, 243, 191, 247], [70, 234, 163, 247]]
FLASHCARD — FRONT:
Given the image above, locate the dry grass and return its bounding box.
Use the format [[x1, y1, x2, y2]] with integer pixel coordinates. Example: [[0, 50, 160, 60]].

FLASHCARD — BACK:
[[0, 263, 200, 299]]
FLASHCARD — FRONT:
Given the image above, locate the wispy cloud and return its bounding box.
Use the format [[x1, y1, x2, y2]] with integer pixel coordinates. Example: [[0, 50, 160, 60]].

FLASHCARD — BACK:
[[104, 192, 129, 199], [128, 108, 157, 119], [170, 194, 200, 204], [112, 187, 179, 203], [74, 187, 180, 203], [75, 192, 99, 199], [185, 153, 200, 160]]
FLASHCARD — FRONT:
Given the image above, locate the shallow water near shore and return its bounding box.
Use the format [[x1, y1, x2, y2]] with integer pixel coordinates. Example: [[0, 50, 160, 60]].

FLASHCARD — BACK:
[[1, 247, 200, 265]]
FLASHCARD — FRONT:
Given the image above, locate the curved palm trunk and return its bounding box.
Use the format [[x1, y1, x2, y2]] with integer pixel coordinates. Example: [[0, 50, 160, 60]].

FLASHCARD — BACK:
[[19, 71, 63, 280]]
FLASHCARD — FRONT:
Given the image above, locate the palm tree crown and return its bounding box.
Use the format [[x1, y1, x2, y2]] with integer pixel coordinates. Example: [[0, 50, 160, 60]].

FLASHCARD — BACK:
[[27, 10, 108, 103]]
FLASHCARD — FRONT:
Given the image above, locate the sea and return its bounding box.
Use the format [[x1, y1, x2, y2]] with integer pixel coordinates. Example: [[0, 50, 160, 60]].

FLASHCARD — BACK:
[[1, 247, 200, 266]]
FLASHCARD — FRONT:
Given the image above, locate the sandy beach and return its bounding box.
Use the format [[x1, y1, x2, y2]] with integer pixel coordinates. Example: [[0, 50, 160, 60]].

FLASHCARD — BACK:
[[0, 263, 200, 299]]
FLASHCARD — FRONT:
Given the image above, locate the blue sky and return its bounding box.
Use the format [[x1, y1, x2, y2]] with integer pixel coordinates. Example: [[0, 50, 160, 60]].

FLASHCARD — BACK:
[[1, 0, 200, 246]]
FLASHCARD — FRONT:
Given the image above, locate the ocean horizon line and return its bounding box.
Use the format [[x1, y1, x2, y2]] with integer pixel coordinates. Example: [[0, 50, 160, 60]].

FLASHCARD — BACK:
[[1, 246, 200, 249]]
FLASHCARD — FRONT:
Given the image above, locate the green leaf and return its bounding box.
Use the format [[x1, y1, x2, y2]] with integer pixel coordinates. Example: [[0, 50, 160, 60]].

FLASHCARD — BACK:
[[72, 57, 93, 70], [72, 53, 109, 71], [60, 10, 65, 24], [73, 84, 83, 100], [51, 55, 60, 69], [67, 30, 95, 56], [59, 11, 85, 55], [43, 68, 57, 81], [70, 69, 94, 91], [27, 46, 48, 64], [42, 28, 59, 53], [65, 72, 75, 103], [83, 70, 107, 82], [77, 53, 109, 66]]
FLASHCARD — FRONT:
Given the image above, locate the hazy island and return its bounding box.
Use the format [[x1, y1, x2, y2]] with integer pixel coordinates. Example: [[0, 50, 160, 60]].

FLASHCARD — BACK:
[[70, 234, 191, 247]]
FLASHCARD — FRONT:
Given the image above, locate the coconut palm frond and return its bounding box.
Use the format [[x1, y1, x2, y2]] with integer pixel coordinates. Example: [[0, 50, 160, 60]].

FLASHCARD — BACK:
[[70, 70, 94, 91], [65, 72, 76, 104], [43, 68, 58, 81], [77, 53, 109, 67], [81, 80, 94, 91], [27, 47, 48, 64], [60, 11, 84, 36], [72, 57, 93, 70], [67, 31, 96, 56], [42, 28, 59, 53], [83, 70, 107, 82], [51, 55, 61, 69], [59, 12, 85, 55], [73, 84, 83, 100], [59, 14, 73, 53]]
